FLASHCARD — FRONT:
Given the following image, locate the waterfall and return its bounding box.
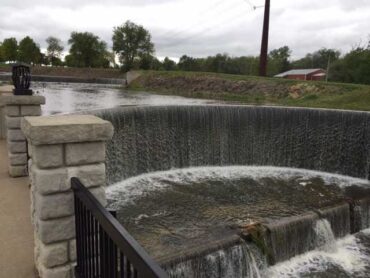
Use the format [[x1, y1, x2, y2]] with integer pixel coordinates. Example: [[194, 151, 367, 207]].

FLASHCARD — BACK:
[[96, 105, 370, 276], [357, 199, 370, 230], [313, 219, 337, 252], [165, 219, 339, 278], [318, 203, 351, 238], [264, 213, 319, 264], [263, 225, 370, 278], [166, 242, 266, 278], [263, 211, 349, 264], [96, 105, 370, 185]]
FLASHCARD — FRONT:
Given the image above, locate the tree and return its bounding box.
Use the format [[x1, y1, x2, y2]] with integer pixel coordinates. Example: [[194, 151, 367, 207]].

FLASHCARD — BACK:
[[162, 57, 176, 71], [291, 48, 340, 70], [135, 54, 153, 70], [112, 21, 154, 71], [18, 36, 41, 64], [66, 32, 109, 67], [150, 57, 163, 70], [290, 54, 314, 69], [178, 55, 201, 71], [204, 54, 229, 73], [330, 43, 370, 84], [232, 56, 259, 75], [1, 38, 18, 62], [268, 46, 291, 75], [313, 48, 340, 69], [46, 36, 64, 66]]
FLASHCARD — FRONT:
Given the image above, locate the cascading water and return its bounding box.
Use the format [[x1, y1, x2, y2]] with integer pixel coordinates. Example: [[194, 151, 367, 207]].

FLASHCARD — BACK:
[[98, 105, 370, 277], [318, 203, 351, 238], [263, 213, 319, 264], [358, 199, 370, 230], [97, 105, 370, 185], [166, 242, 266, 278], [313, 219, 337, 252], [166, 218, 353, 278], [264, 228, 370, 278]]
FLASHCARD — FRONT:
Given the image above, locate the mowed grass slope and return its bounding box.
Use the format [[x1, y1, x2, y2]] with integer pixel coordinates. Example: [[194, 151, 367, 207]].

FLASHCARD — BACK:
[[130, 71, 370, 111]]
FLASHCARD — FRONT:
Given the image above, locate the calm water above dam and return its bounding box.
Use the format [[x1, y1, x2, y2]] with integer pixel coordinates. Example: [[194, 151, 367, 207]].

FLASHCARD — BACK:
[[31, 82, 215, 115]]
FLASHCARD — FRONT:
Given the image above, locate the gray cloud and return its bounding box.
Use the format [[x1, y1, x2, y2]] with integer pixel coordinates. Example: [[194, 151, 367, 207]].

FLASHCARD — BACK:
[[0, 0, 369, 59], [0, 0, 176, 9]]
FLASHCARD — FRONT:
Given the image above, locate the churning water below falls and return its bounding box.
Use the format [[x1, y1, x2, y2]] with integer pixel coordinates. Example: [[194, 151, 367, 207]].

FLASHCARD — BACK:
[[106, 166, 370, 278]]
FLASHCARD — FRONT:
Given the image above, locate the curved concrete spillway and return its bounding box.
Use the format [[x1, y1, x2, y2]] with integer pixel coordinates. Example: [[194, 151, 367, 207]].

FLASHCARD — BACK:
[[97, 105, 370, 277], [98, 105, 370, 184]]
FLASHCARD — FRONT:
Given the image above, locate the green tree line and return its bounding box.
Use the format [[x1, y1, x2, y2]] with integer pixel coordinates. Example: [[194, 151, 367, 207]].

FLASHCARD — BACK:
[[158, 45, 369, 85], [0, 22, 369, 84], [0, 21, 154, 69]]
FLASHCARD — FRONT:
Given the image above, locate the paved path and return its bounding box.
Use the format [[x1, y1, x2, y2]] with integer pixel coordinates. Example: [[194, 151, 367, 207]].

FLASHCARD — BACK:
[[0, 140, 36, 277]]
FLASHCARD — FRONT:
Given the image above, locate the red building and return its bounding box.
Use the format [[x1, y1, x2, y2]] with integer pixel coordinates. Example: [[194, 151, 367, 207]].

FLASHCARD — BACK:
[[274, 69, 326, 81]]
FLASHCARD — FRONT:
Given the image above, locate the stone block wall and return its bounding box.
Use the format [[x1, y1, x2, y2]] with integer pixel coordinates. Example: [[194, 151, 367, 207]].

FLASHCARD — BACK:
[[1, 95, 45, 177], [0, 91, 12, 139], [21, 115, 113, 278], [0, 102, 5, 139]]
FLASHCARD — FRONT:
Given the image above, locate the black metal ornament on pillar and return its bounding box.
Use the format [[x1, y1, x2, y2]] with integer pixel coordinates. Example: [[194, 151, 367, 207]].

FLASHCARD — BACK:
[[12, 63, 33, 95]]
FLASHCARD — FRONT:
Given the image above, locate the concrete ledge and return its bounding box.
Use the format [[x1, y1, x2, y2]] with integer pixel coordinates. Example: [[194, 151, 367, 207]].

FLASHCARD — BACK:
[[0, 86, 13, 92], [21, 115, 114, 145], [1, 95, 45, 105]]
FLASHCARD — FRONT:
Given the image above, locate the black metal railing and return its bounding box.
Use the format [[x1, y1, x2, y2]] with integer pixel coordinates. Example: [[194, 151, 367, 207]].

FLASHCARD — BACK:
[[72, 177, 168, 278]]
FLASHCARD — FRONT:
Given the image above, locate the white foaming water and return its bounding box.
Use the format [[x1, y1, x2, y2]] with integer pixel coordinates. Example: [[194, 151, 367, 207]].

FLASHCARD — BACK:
[[264, 228, 370, 278], [106, 166, 370, 208]]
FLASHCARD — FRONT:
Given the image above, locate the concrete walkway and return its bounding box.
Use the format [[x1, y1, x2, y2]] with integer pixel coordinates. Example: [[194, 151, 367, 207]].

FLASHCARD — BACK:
[[0, 140, 36, 277]]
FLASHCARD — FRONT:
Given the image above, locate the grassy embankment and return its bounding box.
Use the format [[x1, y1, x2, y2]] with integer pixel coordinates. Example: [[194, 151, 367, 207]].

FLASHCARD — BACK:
[[129, 71, 370, 111]]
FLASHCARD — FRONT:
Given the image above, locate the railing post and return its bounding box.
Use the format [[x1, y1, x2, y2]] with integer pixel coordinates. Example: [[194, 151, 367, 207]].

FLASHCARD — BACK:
[[21, 115, 113, 278]]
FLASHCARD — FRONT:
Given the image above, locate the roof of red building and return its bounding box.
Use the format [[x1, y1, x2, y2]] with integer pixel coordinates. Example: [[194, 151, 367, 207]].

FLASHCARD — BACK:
[[274, 68, 325, 77]]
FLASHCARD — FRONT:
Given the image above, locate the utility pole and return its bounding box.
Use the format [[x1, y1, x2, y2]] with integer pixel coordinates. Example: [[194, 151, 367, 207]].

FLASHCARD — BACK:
[[259, 0, 270, 76]]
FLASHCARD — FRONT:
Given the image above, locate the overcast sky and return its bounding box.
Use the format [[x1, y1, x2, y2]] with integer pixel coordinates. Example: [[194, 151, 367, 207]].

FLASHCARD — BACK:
[[0, 0, 369, 60]]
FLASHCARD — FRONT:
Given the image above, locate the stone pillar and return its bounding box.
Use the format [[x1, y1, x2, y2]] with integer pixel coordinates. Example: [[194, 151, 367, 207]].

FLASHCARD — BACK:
[[21, 115, 114, 278], [1, 95, 45, 177]]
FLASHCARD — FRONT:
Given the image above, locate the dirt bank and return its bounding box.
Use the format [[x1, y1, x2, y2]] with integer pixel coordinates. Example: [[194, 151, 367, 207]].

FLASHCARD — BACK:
[[130, 71, 370, 111]]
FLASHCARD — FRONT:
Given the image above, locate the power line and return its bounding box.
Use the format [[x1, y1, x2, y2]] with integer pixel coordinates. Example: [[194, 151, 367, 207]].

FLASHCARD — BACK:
[[156, 0, 227, 38], [244, 0, 264, 10], [154, 0, 265, 58], [155, 5, 245, 47], [155, 0, 258, 42], [158, 4, 253, 49]]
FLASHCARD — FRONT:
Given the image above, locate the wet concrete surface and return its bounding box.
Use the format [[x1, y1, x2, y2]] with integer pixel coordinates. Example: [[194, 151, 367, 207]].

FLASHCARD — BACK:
[[106, 166, 370, 261], [0, 140, 36, 277]]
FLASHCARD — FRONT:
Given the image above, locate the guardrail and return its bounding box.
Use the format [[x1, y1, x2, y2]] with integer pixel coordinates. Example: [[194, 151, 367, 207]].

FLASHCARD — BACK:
[[71, 177, 168, 278]]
